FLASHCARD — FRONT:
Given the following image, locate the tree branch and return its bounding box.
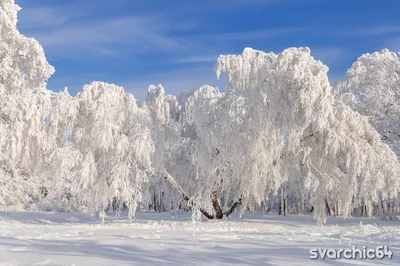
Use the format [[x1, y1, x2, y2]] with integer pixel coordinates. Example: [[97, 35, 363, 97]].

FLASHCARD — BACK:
[[300, 133, 314, 142], [164, 173, 214, 219], [224, 197, 243, 217]]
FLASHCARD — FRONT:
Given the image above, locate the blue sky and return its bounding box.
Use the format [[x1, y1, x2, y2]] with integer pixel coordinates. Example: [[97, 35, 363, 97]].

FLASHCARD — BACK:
[[15, 0, 400, 100]]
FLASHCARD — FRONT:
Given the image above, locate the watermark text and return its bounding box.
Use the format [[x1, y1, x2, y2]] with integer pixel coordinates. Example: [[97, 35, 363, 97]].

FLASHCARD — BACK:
[[309, 246, 393, 260]]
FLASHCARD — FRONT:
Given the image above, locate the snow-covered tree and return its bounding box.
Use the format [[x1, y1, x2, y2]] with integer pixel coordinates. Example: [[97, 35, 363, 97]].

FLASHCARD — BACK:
[[2, 0, 400, 224], [336, 49, 400, 217], [162, 48, 400, 224], [69, 82, 154, 221], [0, 0, 54, 210], [34, 88, 82, 211], [143, 85, 183, 212], [336, 49, 400, 157], [218, 48, 400, 224]]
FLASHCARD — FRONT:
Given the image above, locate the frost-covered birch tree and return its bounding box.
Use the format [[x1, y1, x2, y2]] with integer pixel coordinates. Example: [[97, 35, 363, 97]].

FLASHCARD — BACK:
[[0, 0, 54, 210], [336, 49, 400, 217], [2, 0, 400, 224], [217, 48, 400, 224], [336, 49, 400, 157], [70, 82, 154, 221], [162, 48, 400, 224], [143, 85, 187, 212]]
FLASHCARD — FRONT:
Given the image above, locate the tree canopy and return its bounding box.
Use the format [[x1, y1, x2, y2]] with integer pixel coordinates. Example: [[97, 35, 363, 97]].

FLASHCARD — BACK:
[[1, 0, 400, 224]]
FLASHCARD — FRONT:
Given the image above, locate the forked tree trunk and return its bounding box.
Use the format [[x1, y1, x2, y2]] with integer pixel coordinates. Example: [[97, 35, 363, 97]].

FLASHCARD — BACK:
[[164, 173, 214, 219], [165, 173, 242, 219]]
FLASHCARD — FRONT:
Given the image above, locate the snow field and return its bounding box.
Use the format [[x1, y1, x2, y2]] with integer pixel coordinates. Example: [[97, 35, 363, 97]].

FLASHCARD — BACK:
[[0, 211, 399, 265]]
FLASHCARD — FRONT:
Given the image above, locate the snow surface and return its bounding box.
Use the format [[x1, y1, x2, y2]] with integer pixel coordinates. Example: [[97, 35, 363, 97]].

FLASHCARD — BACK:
[[0, 211, 399, 265]]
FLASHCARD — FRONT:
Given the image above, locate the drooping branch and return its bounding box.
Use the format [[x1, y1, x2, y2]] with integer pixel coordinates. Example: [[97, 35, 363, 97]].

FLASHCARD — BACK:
[[300, 133, 315, 142], [164, 173, 214, 219], [165, 173, 243, 219], [224, 197, 243, 217], [164, 174, 189, 202]]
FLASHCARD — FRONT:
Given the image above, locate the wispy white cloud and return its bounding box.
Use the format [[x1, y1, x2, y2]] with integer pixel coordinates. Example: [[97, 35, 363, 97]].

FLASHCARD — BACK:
[[15, 0, 327, 97], [311, 47, 348, 65], [33, 17, 185, 50], [17, 2, 197, 60], [17, 0, 311, 65], [174, 55, 220, 64], [19, 5, 303, 63], [46, 71, 108, 95], [18, 6, 84, 28], [208, 27, 305, 42], [176, 0, 320, 13], [19, 18, 195, 63], [380, 37, 400, 52], [340, 25, 400, 37]]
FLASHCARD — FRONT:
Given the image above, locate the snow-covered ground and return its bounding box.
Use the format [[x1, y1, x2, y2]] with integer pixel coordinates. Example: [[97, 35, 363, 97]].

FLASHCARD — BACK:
[[0, 211, 399, 265]]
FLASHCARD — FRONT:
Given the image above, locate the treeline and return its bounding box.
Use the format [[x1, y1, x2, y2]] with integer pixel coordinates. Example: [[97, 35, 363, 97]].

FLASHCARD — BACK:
[[1, 0, 400, 224]]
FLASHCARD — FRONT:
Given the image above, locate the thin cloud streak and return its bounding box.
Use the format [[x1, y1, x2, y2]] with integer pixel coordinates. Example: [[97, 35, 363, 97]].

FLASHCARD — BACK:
[[311, 47, 348, 65], [15, 0, 342, 98], [18, 6, 84, 29], [381, 37, 400, 52], [23, 17, 191, 59], [174, 0, 318, 13], [17, 1, 310, 64], [340, 25, 400, 37], [211, 27, 305, 41], [175, 55, 220, 63]]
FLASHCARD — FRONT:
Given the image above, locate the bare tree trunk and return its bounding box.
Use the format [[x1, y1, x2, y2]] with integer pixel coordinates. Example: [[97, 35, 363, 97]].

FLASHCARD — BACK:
[[335, 202, 339, 216], [365, 200, 373, 217], [164, 174, 214, 219], [100, 210, 106, 224], [279, 189, 284, 215], [165, 173, 242, 219], [284, 196, 288, 216], [279, 188, 287, 216], [380, 199, 385, 216], [153, 190, 157, 211], [158, 191, 164, 213], [224, 198, 242, 217], [211, 190, 223, 219], [325, 199, 332, 216]]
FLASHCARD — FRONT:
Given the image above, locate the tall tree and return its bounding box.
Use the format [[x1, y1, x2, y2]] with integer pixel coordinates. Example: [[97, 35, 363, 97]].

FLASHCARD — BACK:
[[336, 49, 400, 157], [336, 49, 400, 217], [0, 0, 54, 210], [70, 82, 154, 221], [164, 48, 400, 224]]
